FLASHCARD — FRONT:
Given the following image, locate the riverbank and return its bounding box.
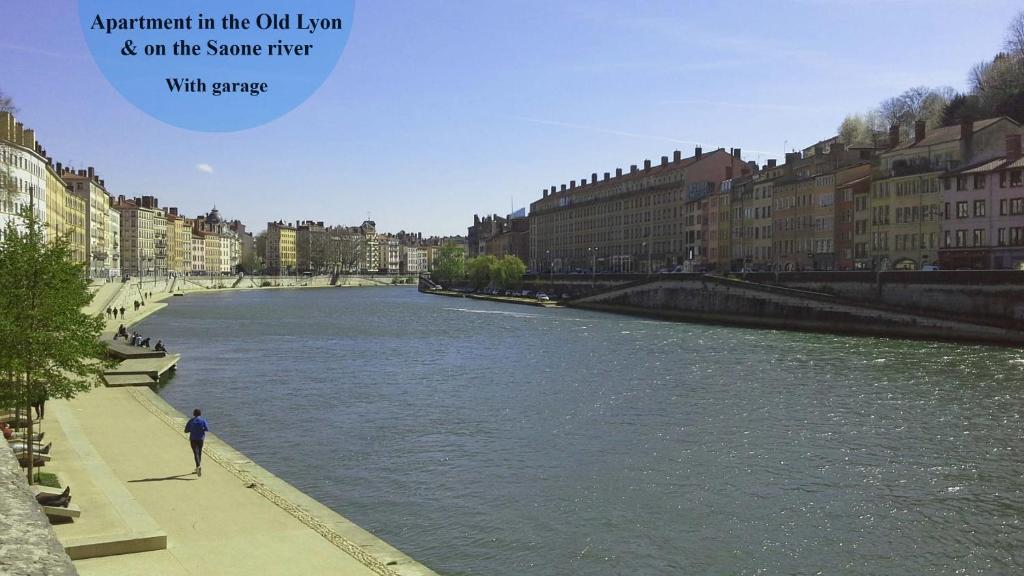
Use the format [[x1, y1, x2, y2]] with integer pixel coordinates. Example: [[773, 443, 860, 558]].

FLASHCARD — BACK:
[[425, 288, 562, 308], [43, 283, 440, 575]]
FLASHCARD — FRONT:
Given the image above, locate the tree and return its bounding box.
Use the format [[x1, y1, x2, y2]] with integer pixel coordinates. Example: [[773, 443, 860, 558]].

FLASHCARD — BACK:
[[0, 89, 16, 114], [837, 114, 872, 146], [940, 93, 985, 126], [0, 205, 110, 483], [493, 255, 526, 289], [1006, 10, 1024, 56], [430, 241, 465, 286], [466, 254, 497, 289]]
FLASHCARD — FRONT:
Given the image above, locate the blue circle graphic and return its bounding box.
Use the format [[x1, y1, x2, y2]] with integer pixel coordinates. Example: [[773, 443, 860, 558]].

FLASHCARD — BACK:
[[79, 0, 354, 131]]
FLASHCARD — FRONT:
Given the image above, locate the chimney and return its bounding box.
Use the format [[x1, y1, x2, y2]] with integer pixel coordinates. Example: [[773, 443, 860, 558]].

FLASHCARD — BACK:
[[591, 173, 597, 184], [56, 162, 62, 173], [888, 124, 900, 149], [674, 150, 681, 162], [542, 189, 548, 198], [733, 148, 741, 159], [550, 186, 556, 195], [87, 166, 95, 178], [570, 180, 576, 189], [630, 164, 637, 173], [694, 146, 702, 159], [1007, 134, 1022, 159], [561, 184, 567, 191], [914, 120, 926, 143], [961, 118, 974, 142], [616, 168, 623, 177], [767, 159, 777, 168], [661, 156, 668, 166], [603, 172, 610, 180], [644, 159, 651, 170]]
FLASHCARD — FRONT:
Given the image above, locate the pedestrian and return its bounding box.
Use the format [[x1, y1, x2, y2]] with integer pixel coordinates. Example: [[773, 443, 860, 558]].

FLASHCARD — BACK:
[[120, 306, 126, 317], [106, 307, 112, 318], [184, 408, 209, 476], [32, 385, 47, 420], [112, 307, 118, 319], [134, 300, 139, 311]]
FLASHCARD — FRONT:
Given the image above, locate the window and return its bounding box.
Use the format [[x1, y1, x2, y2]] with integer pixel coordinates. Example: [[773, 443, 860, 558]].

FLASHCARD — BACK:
[[973, 229, 985, 247], [1001, 199, 1009, 215], [974, 200, 985, 217], [1012, 170, 1023, 187], [956, 201, 969, 218], [956, 229, 967, 247], [1012, 198, 1024, 216], [974, 174, 986, 189], [944, 230, 951, 248], [998, 228, 1006, 246], [956, 176, 968, 191]]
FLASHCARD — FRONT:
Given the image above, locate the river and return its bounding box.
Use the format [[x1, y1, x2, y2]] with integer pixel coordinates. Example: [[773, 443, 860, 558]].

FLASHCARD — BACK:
[[136, 287, 1024, 575]]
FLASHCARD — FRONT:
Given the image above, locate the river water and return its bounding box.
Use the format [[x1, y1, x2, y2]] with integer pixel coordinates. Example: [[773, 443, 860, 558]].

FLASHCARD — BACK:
[[136, 287, 1024, 575]]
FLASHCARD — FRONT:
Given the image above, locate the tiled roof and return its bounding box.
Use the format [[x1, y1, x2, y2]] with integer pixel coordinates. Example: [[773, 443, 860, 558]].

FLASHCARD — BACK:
[[959, 158, 1009, 174], [838, 175, 871, 188], [951, 155, 1024, 174], [891, 118, 1004, 151]]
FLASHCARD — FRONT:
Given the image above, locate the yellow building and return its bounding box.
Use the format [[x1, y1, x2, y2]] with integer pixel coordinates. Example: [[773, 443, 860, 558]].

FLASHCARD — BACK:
[[45, 163, 88, 264], [266, 221, 297, 274], [868, 118, 1021, 270], [63, 167, 113, 278]]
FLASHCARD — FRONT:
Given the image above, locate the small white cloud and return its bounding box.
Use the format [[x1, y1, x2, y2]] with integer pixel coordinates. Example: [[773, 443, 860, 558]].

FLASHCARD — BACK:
[[196, 163, 214, 174]]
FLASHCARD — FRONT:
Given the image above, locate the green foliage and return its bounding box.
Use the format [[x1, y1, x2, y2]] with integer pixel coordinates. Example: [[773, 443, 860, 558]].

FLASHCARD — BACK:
[[430, 241, 465, 286], [0, 206, 111, 481], [466, 254, 497, 289], [494, 255, 527, 289], [464, 254, 527, 290], [940, 94, 986, 126], [33, 471, 60, 488]]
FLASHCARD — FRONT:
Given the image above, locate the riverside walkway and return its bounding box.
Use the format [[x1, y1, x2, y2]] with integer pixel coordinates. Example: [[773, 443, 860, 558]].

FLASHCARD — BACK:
[[49, 386, 433, 575], [40, 278, 438, 575]]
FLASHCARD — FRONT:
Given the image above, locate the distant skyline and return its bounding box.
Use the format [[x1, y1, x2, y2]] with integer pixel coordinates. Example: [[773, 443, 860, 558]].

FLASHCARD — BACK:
[[2, 1, 1021, 235]]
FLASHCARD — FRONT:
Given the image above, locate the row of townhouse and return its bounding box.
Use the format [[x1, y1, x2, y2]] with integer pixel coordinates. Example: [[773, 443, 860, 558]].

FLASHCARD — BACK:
[[1, 111, 247, 278], [527, 117, 1024, 273], [264, 219, 452, 275]]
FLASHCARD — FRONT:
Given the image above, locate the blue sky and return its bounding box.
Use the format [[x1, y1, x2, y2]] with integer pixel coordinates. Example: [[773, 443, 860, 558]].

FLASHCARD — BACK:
[[2, 1, 1021, 236]]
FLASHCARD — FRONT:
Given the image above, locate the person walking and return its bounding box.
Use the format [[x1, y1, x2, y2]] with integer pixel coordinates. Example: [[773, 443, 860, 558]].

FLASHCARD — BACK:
[[184, 408, 209, 476], [120, 306, 126, 318]]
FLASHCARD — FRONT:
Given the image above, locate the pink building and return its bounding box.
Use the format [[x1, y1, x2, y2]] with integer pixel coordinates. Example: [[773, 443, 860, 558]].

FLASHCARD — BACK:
[[940, 133, 1024, 269]]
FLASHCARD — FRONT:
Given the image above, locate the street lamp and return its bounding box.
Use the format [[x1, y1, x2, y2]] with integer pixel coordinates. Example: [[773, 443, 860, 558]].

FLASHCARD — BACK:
[[588, 246, 597, 284]]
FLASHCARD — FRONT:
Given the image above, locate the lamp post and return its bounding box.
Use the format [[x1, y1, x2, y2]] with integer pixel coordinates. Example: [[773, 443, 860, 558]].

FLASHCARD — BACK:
[[588, 246, 597, 284]]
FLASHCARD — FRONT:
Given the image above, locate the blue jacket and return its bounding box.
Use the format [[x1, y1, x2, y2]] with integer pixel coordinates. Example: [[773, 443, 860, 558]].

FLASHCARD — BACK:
[[185, 416, 209, 441]]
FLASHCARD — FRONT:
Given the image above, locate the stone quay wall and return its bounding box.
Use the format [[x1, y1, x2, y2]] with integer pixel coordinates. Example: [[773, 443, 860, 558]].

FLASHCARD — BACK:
[[569, 275, 1024, 345], [0, 447, 77, 576]]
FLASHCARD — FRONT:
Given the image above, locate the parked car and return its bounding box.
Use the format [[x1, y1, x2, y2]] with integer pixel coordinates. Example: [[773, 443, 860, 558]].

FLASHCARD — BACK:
[[536, 292, 550, 301], [921, 265, 941, 271]]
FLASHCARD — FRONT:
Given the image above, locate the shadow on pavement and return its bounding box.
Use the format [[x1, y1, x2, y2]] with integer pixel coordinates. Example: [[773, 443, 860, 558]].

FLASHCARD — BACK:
[[128, 473, 196, 482]]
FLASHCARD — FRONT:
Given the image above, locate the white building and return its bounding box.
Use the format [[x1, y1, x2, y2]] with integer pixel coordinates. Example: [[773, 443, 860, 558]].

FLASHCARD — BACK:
[[107, 204, 121, 279], [0, 114, 48, 242]]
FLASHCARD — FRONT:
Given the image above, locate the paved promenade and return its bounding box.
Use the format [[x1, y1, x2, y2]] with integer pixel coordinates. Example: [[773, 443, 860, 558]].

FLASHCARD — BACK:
[[42, 278, 438, 575], [50, 386, 433, 575]]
